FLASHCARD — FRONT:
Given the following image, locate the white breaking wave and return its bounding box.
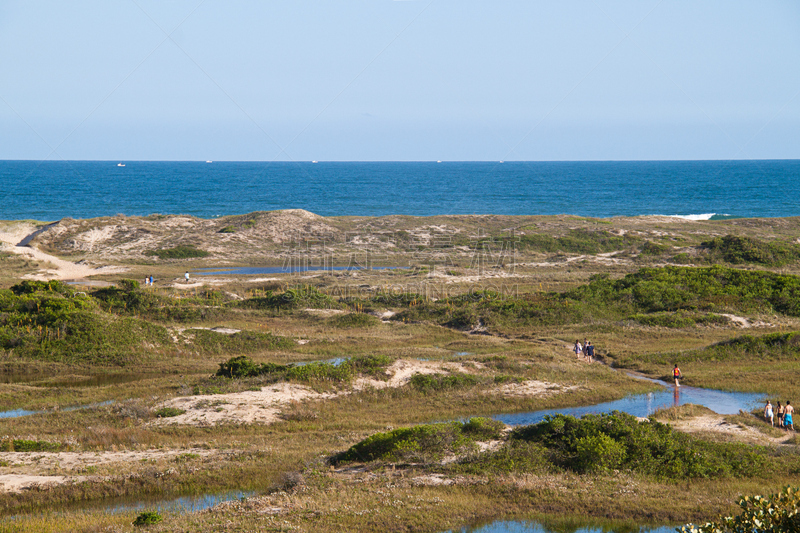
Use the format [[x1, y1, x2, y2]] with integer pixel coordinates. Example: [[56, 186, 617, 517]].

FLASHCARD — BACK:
[[657, 213, 722, 221]]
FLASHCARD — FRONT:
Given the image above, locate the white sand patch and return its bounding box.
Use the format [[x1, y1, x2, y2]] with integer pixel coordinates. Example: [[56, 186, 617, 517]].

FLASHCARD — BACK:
[[353, 359, 470, 390], [152, 382, 336, 427], [719, 313, 773, 328], [667, 415, 787, 444], [0, 474, 73, 493]]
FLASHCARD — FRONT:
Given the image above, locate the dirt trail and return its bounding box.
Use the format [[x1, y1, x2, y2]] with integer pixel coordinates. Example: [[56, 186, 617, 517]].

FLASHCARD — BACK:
[[0, 224, 126, 281]]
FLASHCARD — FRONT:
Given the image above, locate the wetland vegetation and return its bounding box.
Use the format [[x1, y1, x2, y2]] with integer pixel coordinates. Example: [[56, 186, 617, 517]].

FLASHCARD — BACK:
[[1, 213, 800, 532]]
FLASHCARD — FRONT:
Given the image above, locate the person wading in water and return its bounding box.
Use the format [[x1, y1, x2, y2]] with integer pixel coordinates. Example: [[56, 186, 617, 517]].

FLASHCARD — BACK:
[[673, 364, 682, 387]]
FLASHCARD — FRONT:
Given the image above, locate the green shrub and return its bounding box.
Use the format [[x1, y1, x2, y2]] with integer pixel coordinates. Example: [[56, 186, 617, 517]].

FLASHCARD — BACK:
[[328, 313, 380, 328], [518, 229, 641, 254], [626, 311, 729, 328], [700, 235, 800, 266], [409, 373, 480, 393], [133, 511, 163, 526], [191, 329, 293, 356], [682, 486, 800, 533], [574, 433, 626, 473], [239, 285, 341, 310], [452, 440, 551, 474], [461, 417, 505, 440], [215, 355, 290, 378], [639, 241, 670, 255], [146, 245, 210, 259], [512, 412, 766, 479], [154, 407, 185, 418], [0, 439, 62, 452], [332, 418, 499, 465]]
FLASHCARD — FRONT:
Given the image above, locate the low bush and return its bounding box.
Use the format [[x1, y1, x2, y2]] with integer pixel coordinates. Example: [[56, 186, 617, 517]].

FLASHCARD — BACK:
[[328, 313, 381, 328], [146, 245, 209, 259], [331, 418, 499, 465], [133, 511, 163, 526], [409, 373, 480, 393], [153, 407, 185, 418], [626, 311, 729, 328], [238, 285, 341, 310], [681, 486, 800, 533], [513, 412, 767, 478], [700, 235, 800, 266], [0, 439, 62, 452]]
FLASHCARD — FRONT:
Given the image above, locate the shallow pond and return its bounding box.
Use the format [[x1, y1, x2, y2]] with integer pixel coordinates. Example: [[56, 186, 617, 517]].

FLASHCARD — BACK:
[[193, 266, 406, 276], [446, 520, 675, 533], [3, 490, 256, 521], [0, 400, 114, 420], [493, 378, 764, 427]]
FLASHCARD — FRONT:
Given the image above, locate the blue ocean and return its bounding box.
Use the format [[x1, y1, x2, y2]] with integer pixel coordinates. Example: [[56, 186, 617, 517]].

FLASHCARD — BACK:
[[1, 160, 798, 220]]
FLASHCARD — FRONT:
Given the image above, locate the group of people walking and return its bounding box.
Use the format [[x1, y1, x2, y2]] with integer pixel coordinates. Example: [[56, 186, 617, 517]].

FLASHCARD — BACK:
[[144, 275, 154, 286], [573, 339, 595, 361], [765, 400, 795, 431]]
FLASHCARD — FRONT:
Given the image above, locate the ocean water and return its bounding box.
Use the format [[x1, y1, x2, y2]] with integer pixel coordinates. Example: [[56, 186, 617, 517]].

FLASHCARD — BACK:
[[1, 160, 798, 220]]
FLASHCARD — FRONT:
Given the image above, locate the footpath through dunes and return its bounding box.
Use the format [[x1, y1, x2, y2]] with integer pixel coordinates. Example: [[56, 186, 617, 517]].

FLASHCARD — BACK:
[[0, 222, 126, 281]]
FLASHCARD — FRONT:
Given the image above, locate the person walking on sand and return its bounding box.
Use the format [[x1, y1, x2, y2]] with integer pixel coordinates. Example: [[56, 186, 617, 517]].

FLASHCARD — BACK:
[[149, 275, 154, 286], [185, 271, 190, 283], [785, 401, 794, 431], [582, 338, 589, 358], [765, 400, 774, 426], [777, 402, 784, 428], [673, 364, 682, 387], [573, 340, 582, 358]]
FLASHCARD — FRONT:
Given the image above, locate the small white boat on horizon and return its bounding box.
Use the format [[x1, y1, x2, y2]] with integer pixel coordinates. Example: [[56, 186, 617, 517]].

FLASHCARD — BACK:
[[117, 163, 125, 167], [206, 160, 213, 163]]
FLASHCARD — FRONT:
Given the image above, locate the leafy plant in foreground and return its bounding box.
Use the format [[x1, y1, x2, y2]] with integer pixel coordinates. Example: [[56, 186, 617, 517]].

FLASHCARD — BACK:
[[681, 486, 800, 533]]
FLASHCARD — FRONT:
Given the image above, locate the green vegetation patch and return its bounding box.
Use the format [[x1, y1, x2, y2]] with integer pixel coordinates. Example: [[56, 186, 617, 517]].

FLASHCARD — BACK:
[[700, 235, 800, 266], [153, 407, 186, 418], [512, 412, 768, 478], [682, 486, 800, 533], [133, 511, 163, 526], [626, 311, 729, 328], [0, 288, 169, 365], [327, 313, 381, 328], [0, 438, 63, 452], [518, 229, 643, 254], [331, 417, 504, 464], [190, 329, 294, 356], [238, 285, 342, 311], [409, 373, 481, 393], [215, 354, 393, 384], [146, 245, 210, 259], [618, 330, 800, 368]]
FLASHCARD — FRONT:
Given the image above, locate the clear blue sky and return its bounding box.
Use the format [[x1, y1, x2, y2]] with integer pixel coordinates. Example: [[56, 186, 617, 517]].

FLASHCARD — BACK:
[[1, 1, 798, 161]]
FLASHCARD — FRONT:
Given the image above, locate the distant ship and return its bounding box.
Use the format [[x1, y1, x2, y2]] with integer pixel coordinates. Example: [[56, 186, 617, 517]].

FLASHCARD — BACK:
[[312, 161, 318, 163], [117, 163, 125, 167], [206, 160, 212, 163]]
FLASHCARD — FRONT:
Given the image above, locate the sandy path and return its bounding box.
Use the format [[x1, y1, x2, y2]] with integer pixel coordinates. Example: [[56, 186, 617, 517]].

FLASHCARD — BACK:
[[0, 224, 126, 281]]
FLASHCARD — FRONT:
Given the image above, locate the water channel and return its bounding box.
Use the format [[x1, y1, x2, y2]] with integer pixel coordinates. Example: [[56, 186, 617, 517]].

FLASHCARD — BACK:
[[446, 520, 675, 533]]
